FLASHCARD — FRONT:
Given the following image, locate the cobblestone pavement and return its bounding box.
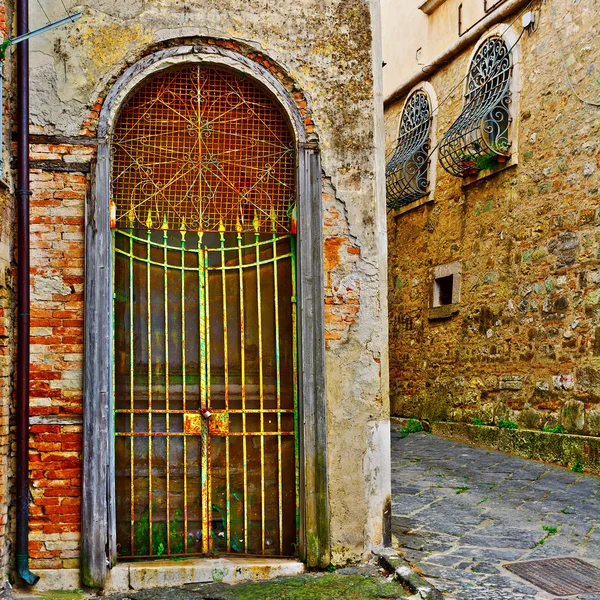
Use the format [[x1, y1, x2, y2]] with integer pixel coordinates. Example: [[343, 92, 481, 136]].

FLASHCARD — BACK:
[[391, 428, 600, 600]]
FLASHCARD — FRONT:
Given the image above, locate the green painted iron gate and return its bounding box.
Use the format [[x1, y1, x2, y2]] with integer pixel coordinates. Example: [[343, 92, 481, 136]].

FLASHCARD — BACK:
[[110, 65, 299, 559]]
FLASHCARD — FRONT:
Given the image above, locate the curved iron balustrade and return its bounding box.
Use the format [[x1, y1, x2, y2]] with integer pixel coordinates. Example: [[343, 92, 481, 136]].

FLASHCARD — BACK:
[[386, 90, 432, 209], [439, 36, 512, 178]]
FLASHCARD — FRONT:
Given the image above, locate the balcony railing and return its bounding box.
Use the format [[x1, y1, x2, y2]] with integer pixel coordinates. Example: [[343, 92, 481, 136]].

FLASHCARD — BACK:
[[439, 36, 512, 177]]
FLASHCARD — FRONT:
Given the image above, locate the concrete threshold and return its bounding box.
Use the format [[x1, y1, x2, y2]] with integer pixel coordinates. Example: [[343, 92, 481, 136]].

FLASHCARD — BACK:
[[26, 557, 305, 593]]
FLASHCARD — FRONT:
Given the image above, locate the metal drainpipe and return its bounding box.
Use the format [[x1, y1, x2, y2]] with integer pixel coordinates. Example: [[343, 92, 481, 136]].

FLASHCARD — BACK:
[[15, 0, 39, 586]]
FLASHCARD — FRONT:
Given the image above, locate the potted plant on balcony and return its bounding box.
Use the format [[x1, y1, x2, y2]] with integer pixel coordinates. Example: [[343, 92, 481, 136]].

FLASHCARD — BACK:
[[489, 140, 510, 163], [459, 153, 478, 176], [475, 153, 498, 171]]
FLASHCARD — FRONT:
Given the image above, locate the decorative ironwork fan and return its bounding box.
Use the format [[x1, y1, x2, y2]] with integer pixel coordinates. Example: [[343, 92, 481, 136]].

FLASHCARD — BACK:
[[111, 65, 296, 233]]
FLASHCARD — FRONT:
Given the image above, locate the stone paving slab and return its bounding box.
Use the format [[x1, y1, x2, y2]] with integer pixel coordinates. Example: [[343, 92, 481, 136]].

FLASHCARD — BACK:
[[391, 428, 600, 599]]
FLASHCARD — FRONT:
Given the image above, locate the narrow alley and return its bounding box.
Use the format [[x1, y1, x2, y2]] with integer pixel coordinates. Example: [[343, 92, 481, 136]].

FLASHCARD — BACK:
[[391, 428, 600, 599]]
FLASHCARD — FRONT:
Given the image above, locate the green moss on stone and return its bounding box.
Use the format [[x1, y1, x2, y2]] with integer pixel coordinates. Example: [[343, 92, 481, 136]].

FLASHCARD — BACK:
[[192, 574, 407, 599], [38, 592, 89, 600], [521, 249, 532, 262]]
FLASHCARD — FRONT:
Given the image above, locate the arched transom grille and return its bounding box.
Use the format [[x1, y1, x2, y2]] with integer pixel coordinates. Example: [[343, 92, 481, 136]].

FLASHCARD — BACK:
[[386, 89, 432, 210], [111, 65, 296, 233]]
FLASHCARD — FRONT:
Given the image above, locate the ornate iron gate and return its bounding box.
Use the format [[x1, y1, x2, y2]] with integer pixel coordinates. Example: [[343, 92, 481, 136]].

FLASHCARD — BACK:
[[110, 65, 299, 559]]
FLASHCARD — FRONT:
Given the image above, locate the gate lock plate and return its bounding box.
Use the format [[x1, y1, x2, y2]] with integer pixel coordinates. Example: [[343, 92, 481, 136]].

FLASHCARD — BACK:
[[184, 411, 229, 436]]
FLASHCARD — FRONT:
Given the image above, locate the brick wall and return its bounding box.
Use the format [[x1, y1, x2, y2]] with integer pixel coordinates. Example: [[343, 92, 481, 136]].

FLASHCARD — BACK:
[[27, 155, 89, 570], [386, 1, 600, 434], [323, 179, 361, 349], [0, 196, 13, 582]]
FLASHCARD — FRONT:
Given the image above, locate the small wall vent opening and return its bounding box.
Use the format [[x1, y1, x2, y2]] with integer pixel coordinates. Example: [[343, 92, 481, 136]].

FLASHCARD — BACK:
[[434, 275, 454, 306], [431, 262, 462, 309]]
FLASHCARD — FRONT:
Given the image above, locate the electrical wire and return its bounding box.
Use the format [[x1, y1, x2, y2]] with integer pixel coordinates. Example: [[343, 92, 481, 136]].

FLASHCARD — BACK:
[[35, 0, 51, 25], [549, 0, 600, 107], [59, 0, 73, 18]]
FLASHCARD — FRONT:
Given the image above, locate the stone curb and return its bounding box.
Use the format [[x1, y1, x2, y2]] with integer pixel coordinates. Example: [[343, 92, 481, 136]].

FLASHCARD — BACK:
[[390, 418, 600, 475], [431, 421, 600, 475], [375, 547, 443, 600]]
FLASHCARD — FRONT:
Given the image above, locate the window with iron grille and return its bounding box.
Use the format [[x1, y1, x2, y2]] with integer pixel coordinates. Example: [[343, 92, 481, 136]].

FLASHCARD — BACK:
[[439, 35, 512, 177], [386, 89, 433, 210]]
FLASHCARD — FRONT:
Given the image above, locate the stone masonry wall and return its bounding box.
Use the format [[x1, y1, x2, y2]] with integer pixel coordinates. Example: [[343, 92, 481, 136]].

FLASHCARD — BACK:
[[386, 1, 600, 435], [24, 0, 389, 577]]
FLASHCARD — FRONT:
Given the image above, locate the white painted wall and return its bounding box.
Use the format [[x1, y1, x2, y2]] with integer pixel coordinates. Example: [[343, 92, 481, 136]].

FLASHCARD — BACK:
[[382, 0, 502, 99]]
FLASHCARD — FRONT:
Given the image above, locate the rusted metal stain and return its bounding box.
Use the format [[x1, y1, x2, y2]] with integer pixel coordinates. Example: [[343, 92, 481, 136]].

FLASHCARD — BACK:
[[208, 412, 230, 436], [184, 413, 204, 435]]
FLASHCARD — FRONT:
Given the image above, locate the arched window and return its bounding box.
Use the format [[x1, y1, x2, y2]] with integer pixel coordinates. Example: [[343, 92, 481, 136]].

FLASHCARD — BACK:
[[439, 35, 512, 177], [386, 88, 433, 210]]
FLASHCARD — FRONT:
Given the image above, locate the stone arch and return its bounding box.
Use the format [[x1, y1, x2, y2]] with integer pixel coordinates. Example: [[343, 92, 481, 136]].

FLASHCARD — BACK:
[[82, 44, 329, 587]]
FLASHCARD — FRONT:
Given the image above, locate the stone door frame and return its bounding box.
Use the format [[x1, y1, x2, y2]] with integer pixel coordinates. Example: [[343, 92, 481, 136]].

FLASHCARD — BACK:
[[81, 44, 330, 587]]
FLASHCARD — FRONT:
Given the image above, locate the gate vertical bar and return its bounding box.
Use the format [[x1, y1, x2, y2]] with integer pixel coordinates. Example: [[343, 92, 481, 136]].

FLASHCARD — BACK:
[[129, 232, 135, 554], [237, 228, 248, 553], [146, 229, 153, 555], [272, 232, 283, 555], [204, 247, 212, 551], [181, 230, 188, 553], [198, 237, 209, 554], [254, 220, 265, 554], [163, 226, 171, 554], [219, 226, 231, 552]]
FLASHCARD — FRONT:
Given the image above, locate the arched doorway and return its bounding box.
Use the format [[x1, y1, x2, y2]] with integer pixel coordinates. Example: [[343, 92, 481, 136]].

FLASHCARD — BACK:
[[110, 65, 298, 559], [83, 46, 329, 587]]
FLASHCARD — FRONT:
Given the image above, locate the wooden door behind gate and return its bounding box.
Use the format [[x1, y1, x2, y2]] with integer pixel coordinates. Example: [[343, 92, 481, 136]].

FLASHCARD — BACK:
[[110, 64, 299, 560]]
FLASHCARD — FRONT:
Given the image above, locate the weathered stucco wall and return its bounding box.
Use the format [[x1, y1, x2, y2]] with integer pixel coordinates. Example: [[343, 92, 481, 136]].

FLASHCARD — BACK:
[[0, 0, 14, 584], [381, 0, 499, 99], [386, 1, 600, 436], [0, 167, 13, 586], [26, 0, 389, 577]]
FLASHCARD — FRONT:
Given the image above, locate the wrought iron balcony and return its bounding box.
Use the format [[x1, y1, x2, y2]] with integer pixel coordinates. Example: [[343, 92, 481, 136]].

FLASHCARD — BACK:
[[386, 90, 432, 210], [439, 36, 512, 178]]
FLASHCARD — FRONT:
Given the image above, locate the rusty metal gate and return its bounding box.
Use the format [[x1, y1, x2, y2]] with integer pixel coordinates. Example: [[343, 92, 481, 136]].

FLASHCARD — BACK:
[[110, 65, 298, 559]]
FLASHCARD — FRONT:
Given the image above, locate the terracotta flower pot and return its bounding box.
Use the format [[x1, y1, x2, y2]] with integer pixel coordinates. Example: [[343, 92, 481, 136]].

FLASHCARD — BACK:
[[461, 161, 478, 176]]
